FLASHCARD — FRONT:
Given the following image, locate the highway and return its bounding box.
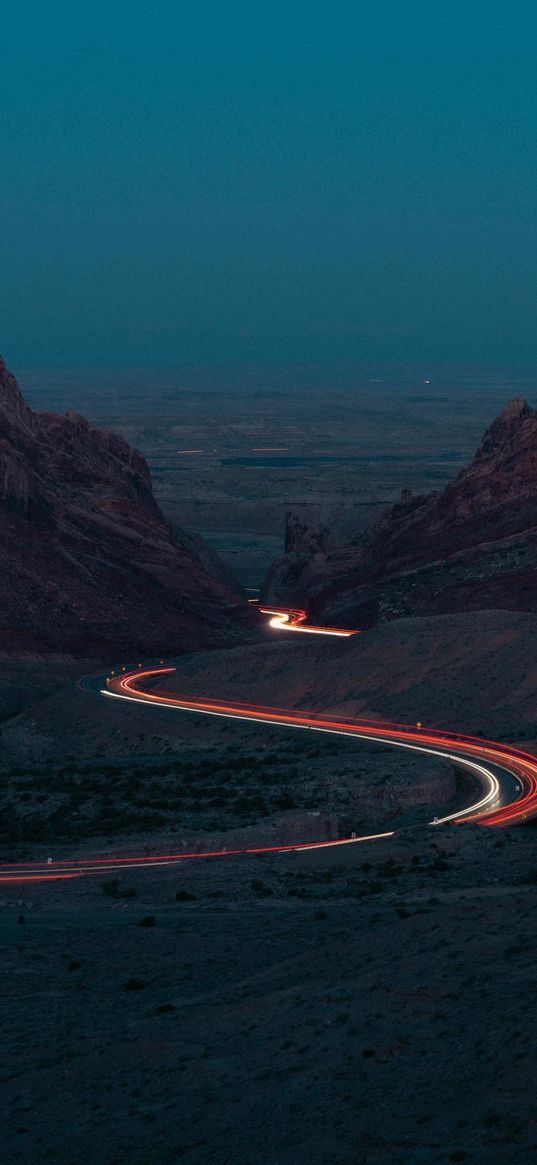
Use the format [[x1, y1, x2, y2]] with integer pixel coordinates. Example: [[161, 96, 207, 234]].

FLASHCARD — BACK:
[[253, 603, 357, 637], [2, 605, 537, 885]]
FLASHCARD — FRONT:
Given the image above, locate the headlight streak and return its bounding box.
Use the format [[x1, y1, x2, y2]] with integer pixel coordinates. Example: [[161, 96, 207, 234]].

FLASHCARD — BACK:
[[2, 831, 399, 883], [2, 605, 535, 887], [102, 680, 502, 827], [252, 602, 357, 638]]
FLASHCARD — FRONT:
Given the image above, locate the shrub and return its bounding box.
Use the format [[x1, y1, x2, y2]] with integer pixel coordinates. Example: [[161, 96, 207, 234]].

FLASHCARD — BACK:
[[362, 880, 383, 896], [123, 978, 147, 991], [251, 879, 274, 896], [102, 878, 120, 897], [101, 878, 136, 899], [378, 859, 401, 877]]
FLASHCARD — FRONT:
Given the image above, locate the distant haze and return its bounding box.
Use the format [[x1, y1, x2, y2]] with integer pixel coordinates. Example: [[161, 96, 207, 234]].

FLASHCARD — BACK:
[[3, 1, 537, 370]]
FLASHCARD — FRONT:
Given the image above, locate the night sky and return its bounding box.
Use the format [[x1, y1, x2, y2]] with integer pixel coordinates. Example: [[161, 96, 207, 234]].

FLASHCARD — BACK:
[[2, 1, 537, 368]]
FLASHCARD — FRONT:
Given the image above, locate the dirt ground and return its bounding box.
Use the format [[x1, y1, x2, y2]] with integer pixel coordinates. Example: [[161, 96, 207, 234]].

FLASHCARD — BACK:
[[3, 822, 537, 1165], [3, 612, 537, 1163]]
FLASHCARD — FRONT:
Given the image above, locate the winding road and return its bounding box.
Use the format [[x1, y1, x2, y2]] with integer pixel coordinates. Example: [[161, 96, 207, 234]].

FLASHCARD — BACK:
[[2, 604, 537, 885]]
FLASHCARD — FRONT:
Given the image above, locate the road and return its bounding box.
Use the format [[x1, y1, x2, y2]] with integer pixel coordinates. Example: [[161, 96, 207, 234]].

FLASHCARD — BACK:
[[2, 605, 537, 885], [254, 603, 357, 637]]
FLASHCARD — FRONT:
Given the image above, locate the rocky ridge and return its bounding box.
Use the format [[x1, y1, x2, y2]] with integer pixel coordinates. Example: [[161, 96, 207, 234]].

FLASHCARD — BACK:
[[262, 396, 537, 626], [0, 356, 256, 657]]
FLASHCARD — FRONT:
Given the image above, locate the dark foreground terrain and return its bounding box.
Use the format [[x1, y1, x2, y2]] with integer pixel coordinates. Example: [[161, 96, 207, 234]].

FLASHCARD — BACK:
[[2, 513, 537, 1165], [3, 822, 537, 1165], [1, 611, 537, 1164]]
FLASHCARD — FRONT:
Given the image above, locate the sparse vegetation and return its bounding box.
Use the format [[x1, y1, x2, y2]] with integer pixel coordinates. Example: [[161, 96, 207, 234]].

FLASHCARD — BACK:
[[101, 879, 137, 900], [250, 878, 274, 896], [0, 731, 436, 850]]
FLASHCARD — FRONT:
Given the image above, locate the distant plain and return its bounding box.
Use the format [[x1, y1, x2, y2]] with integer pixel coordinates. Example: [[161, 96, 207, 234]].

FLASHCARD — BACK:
[[20, 362, 537, 584]]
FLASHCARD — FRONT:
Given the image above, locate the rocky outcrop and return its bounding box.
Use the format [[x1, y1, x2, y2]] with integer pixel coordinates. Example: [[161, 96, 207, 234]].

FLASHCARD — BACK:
[[284, 512, 333, 556], [262, 397, 537, 626], [0, 356, 257, 657]]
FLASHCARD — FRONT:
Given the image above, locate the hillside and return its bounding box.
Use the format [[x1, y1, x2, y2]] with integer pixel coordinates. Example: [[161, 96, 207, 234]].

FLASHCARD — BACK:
[[0, 357, 256, 657], [262, 397, 537, 627]]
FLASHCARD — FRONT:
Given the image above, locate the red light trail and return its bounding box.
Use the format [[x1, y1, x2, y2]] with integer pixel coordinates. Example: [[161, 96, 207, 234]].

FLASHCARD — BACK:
[[1, 605, 536, 886]]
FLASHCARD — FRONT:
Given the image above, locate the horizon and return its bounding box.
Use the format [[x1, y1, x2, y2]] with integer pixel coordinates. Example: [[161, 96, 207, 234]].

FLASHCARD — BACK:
[[5, 7, 537, 1164]]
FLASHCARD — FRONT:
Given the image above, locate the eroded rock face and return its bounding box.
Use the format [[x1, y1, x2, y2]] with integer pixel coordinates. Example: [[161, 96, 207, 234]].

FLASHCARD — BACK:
[[262, 398, 537, 626], [0, 357, 256, 657], [284, 512, 333, 556]]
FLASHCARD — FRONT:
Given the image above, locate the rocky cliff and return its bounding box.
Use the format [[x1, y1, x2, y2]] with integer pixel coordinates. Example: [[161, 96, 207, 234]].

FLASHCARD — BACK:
[[262, 397, 537, 626], [0, 356, 256, 657]]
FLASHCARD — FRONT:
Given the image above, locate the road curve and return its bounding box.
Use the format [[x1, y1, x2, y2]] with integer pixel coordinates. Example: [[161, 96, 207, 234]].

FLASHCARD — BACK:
[[253, 603, 357, 637], [2, 606, 537, 885]]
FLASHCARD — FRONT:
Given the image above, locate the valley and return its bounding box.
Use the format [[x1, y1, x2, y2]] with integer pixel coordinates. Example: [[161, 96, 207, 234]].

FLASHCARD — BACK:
[[3, 362, 537, 1165], [18, 362, 537, 585]]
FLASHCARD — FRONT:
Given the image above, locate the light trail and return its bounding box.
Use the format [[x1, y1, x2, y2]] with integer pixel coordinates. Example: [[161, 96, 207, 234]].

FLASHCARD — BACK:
[[2, 605, 536, 886], [251, 602, 357, 638], [103, 669, 506, 827], [0, 831, 398, 884]]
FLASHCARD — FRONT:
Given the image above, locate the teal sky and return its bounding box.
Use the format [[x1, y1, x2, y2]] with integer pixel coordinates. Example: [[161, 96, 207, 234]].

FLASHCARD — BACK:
[[2, 1, 537, 368]]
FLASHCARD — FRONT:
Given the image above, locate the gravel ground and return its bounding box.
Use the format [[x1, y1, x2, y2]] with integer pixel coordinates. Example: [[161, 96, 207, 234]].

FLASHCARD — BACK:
[[3, 823, 537, 1165]]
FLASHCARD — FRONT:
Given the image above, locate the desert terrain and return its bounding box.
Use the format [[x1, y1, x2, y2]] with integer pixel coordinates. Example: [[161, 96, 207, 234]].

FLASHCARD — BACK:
[[19, 362, 537, 584], [4, 1, 537, 1157], [3, 367, 537, 1164], [4, 821, 537, 1165], [3, 612, 537, 1163]]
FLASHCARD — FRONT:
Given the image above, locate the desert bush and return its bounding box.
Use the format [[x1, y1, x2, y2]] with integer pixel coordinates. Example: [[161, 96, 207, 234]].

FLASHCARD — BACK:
[[251, 878, 274, 896], [101, 879, 136, 899]]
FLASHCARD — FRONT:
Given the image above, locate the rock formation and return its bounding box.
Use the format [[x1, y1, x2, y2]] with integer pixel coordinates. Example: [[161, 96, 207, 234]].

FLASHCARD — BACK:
[[0, 356, 256, 657], [284, 512, 333, 556], [262, 397, 537, 626]]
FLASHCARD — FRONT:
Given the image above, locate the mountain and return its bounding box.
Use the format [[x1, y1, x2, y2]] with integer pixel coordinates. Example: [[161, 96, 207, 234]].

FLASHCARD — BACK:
[[261, 397, 537, 627], [0, 356, 257, 657]]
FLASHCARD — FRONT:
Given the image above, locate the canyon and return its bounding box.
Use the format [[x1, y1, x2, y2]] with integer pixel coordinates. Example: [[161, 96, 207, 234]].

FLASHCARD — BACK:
[[0, 357, 255, 658], [262, 397, 537, 627]]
